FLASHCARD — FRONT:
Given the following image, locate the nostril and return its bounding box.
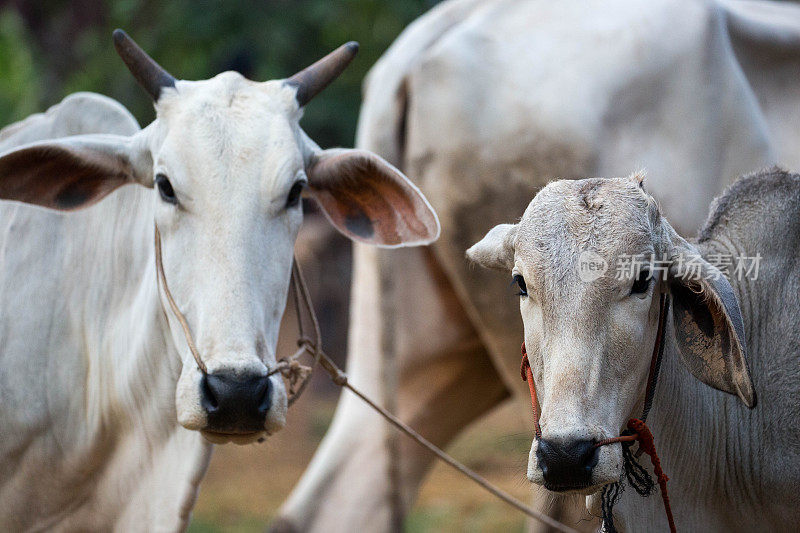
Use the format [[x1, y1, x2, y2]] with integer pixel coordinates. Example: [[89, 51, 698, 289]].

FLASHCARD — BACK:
[[581, 442, 600, 473], [200, 374, 219, 412], [258, 376, 272, 414]]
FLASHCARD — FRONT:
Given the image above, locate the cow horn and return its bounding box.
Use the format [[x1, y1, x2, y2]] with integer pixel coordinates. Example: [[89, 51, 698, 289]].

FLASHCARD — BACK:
[[286, 42, 359, 107], [113, 29, 176, 101]]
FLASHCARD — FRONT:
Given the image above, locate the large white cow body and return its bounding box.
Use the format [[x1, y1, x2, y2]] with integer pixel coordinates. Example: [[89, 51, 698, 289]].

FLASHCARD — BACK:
[[0, 93, 209, 531], [278, 0, 800, 530]]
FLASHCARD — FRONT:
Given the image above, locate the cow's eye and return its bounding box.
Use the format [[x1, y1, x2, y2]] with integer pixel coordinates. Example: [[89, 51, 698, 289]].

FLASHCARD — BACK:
[[286, 179, 306, 209], [155, 174, 177, 205], [513, 274, 528, 297], [631, 269, 651, 295]]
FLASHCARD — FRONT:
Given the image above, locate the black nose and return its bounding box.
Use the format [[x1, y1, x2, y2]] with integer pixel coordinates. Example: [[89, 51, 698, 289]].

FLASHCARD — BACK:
[[200, 372, 271, 433], [537, 438, 599, 491]]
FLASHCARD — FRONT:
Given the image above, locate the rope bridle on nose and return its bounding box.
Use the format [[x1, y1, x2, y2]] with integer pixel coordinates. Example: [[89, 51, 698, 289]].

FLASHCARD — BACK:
[[154, 225, 320, 406], [520, 274, 676, 533]]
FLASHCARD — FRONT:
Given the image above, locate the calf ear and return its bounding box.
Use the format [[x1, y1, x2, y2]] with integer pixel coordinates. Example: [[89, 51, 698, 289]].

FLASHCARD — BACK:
[[305, 148, 440, 247], [466, 223, 517, 271], [0, 134, 151, 211], [668, 239, 756, 408]]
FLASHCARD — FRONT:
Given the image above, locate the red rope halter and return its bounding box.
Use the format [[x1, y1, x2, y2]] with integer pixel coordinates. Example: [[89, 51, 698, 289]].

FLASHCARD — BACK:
[[520, 283, 676, 532]]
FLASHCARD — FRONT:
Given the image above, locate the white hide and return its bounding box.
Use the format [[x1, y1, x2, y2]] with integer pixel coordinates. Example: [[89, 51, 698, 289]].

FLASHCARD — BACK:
[[0, 64, 438, 529]]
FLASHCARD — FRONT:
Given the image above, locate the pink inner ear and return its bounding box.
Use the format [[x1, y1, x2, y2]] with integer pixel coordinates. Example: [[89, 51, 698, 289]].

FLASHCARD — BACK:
[[307, 151, 439, 247]]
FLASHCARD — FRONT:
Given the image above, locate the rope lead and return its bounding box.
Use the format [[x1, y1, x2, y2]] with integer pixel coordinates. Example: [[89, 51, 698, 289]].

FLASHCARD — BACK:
[[154, 223, 578, 533]]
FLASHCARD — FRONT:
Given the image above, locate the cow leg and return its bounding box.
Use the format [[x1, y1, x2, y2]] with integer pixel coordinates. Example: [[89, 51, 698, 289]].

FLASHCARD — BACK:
[[272, 243, 510, 532]]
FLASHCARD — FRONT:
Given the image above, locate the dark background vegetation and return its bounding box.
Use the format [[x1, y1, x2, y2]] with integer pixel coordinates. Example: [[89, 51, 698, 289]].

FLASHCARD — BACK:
[[0, 0, 440, 148]]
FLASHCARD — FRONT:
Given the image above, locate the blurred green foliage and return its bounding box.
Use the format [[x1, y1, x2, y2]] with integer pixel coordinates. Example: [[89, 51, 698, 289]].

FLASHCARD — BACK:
[[0, 0, 440, 147]]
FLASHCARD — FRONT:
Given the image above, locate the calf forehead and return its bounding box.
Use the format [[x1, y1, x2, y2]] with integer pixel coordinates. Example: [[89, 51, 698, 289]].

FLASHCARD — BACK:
[[515, 178, 658, 285]]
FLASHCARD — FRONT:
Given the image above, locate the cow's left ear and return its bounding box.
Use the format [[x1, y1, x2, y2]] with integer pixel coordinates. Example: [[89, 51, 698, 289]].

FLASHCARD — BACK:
[[305, 148, 440, 247], [667, 235, 756, 408]]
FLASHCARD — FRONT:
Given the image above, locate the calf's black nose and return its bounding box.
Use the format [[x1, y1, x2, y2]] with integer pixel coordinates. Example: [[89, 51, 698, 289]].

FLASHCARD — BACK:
[[200, 372, 271, 433], [537, 438, 599, 491]]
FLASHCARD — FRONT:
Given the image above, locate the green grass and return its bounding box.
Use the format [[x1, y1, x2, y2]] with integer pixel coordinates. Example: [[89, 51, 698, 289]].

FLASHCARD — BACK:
[[188, 515, 266, 533], [406, 503, 525, 533]]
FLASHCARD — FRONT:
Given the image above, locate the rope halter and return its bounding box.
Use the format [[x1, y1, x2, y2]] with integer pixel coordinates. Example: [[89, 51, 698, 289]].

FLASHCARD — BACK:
[[153, 224, 320, 407], [520, 272, 676, 532]]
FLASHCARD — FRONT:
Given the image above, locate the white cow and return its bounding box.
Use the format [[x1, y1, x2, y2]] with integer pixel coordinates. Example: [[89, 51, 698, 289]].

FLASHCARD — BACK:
[[468, 168, 800, 531], [0, 31, 438, 531], [277, 0, 800, 530]]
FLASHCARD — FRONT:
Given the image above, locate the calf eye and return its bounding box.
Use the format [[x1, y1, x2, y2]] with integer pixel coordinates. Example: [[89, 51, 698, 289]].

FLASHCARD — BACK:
[[631, 269, 651, 295], [513, 274, 528, 297], [155, 174, 177, 205], [286, 179, 306, 209]]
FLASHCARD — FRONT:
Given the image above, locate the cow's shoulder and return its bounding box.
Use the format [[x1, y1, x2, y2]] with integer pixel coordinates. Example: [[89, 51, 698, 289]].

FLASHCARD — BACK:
[[0, 92, 140, 152]]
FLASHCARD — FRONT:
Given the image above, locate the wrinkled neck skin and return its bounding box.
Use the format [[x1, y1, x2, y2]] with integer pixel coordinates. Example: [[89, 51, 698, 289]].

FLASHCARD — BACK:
[[0, 185, 212, 531], [587, 237, 798, 531]]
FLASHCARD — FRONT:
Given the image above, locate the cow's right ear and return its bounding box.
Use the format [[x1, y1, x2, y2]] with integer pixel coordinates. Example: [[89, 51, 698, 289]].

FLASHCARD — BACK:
[[466, 223, 517, 270], [305, 148, 440, 248], [0, 133, 152, 211], [667, 234, 756, 408]]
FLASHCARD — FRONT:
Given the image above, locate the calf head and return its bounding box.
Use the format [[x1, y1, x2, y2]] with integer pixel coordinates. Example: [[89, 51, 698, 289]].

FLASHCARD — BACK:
[[468, 175, 753, 493], [0, 31, 439, 444]]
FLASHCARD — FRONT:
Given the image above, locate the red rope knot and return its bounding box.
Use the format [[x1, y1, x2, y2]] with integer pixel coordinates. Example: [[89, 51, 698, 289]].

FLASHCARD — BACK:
[[625, 420, 665, 479], [592, 419, 675, 532], [623, 418, 675, 532]]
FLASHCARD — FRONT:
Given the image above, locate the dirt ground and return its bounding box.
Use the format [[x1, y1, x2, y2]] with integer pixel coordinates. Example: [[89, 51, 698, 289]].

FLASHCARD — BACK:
[[189, 375, 540, 533]]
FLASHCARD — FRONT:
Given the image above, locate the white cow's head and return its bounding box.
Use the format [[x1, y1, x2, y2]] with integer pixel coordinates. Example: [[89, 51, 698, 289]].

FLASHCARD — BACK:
[[0, 31, 439, 444], [468, 176, 753, 493]]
